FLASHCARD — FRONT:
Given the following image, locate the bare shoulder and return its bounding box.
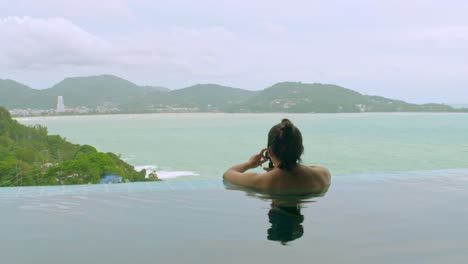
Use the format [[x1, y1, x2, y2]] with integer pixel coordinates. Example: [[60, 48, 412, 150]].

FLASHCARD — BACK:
[[306, 165, 331, 183], [308, 165, 330, 174]]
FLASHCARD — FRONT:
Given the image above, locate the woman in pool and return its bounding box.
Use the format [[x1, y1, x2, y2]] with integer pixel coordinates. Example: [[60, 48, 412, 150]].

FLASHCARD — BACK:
[[223, 118, 331, 195]]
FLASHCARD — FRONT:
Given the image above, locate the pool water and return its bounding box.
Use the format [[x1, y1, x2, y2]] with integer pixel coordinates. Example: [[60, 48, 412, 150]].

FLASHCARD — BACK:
[[2, 169, 468, 264]]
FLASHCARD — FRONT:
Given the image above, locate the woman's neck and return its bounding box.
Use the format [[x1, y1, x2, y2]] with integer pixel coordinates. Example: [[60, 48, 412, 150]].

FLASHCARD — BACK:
[[270, 156, 281, 168]]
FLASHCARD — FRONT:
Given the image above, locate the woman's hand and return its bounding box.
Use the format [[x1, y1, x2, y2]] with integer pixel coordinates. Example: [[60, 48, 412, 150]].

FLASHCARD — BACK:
[[246, 148, 268, 169], [223, 148, 268, 188]]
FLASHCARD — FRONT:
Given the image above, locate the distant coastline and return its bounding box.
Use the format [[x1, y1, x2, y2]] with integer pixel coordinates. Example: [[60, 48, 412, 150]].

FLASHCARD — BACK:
[[9, 106, 468, 117], [2, 74, 467, 116], [13, 111, 468, 121]]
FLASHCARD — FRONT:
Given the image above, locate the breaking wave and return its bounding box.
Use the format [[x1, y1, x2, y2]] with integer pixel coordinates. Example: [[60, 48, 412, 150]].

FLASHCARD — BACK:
[[134, 165, 200, 179]]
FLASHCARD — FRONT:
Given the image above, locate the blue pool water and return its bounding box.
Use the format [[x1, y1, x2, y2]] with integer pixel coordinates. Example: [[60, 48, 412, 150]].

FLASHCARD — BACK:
[[2, 169, 468, 264]]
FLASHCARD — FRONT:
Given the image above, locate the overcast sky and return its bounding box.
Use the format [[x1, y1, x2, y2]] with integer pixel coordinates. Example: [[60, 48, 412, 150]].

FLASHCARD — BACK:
[[0, 0, 467, 103]]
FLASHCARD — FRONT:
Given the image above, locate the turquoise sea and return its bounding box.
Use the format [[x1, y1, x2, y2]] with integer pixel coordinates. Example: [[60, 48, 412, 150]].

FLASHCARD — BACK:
[[2, 113, 468, 263], [15, 113, 468, 178]]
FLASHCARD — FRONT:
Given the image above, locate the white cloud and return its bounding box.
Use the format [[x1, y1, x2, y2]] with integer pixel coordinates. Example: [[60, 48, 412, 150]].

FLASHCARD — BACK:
[[0, 16, 250, 83], [413, 26, 468, 43], [1, 0, 133, 18], [0, 16, 116, 69]]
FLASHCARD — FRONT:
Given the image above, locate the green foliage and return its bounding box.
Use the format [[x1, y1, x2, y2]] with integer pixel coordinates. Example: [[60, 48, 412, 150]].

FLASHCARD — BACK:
[[78, 144, 97, 154], [0, 105, 157, 187]]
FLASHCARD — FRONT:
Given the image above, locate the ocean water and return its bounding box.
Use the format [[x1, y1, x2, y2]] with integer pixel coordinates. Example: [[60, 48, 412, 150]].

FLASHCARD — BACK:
[[2, 113, 467, 263], [17, 113, 468, 178]]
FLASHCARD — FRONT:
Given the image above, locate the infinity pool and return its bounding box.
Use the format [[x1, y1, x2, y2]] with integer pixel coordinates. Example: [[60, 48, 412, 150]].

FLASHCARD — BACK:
[[2, 169, 468, 264]]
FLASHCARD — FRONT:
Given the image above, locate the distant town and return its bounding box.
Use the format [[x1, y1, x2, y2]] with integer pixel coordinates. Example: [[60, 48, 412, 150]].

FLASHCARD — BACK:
[[9, 96, 119, 116], [8, 95, 201, 116]]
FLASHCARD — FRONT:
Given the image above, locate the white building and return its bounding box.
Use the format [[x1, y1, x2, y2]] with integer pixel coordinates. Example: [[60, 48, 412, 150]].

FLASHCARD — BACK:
[[57, 96, 65, 113]]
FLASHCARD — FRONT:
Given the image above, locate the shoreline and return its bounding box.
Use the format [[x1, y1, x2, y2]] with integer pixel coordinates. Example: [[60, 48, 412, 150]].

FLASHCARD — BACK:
[[14, 111, 468, 120]]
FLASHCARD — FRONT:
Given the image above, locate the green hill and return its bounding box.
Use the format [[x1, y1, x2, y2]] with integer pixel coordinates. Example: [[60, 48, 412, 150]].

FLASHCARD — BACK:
[[0, 75, 169, 110], [0, 79, 44, 109], [0, 75, 461, 113], [230, 82, 365, 112], [170, 84, 256, 110], [0, 106, 158, 187], [44, 74, 166, 108], [225, 82, 456, 113]]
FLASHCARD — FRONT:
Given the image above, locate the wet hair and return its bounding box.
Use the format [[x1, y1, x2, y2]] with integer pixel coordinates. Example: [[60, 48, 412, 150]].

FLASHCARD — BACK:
[[267, 119, 304, 170]]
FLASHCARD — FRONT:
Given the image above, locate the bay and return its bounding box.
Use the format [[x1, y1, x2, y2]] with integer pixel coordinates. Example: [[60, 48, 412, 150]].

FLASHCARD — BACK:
[[17, 113, 468, 179]]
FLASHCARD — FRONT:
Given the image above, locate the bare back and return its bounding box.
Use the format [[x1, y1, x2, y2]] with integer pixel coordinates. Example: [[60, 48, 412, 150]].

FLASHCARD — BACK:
[[257, 165, 331, 195], [223, 145, 331, 195]]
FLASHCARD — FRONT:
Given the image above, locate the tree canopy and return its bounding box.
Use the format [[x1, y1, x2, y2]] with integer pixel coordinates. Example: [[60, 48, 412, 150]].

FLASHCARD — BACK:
[[0, 106, 158, 187]]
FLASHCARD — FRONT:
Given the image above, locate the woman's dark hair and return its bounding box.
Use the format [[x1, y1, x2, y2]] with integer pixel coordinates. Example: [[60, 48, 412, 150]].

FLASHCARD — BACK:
[[267, 119, 304, 170]]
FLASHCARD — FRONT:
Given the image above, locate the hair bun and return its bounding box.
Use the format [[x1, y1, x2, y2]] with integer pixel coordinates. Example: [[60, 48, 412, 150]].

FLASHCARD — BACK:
[[267, 118, 304, 170], [279, 119, 293, 138]]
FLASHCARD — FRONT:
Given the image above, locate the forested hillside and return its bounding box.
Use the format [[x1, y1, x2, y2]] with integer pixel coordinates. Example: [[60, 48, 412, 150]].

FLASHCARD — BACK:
[[228, 82, 456, 113], [0, 106, 157, 186]]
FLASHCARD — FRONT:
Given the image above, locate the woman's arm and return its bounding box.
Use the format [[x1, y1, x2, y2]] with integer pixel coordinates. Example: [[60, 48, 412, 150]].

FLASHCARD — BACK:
[[223, 148, 268, 188]]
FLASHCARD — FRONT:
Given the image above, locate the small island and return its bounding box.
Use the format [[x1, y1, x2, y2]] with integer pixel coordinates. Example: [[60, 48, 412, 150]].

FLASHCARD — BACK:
[[0, 106, 159, 187]]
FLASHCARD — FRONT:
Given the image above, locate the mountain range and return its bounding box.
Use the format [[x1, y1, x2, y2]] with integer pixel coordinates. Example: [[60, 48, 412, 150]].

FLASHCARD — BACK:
[[0, 74, 464, 114]]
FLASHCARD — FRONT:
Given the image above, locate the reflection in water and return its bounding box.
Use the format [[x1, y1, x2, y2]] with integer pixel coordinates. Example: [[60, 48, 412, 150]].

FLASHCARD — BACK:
[[223, 181, 328, 245], [268, 200, 304, 244]]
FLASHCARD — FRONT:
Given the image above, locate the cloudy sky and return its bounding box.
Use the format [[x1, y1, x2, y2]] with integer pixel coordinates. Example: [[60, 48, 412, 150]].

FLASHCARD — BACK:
[[0, 0, 467, 103]]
